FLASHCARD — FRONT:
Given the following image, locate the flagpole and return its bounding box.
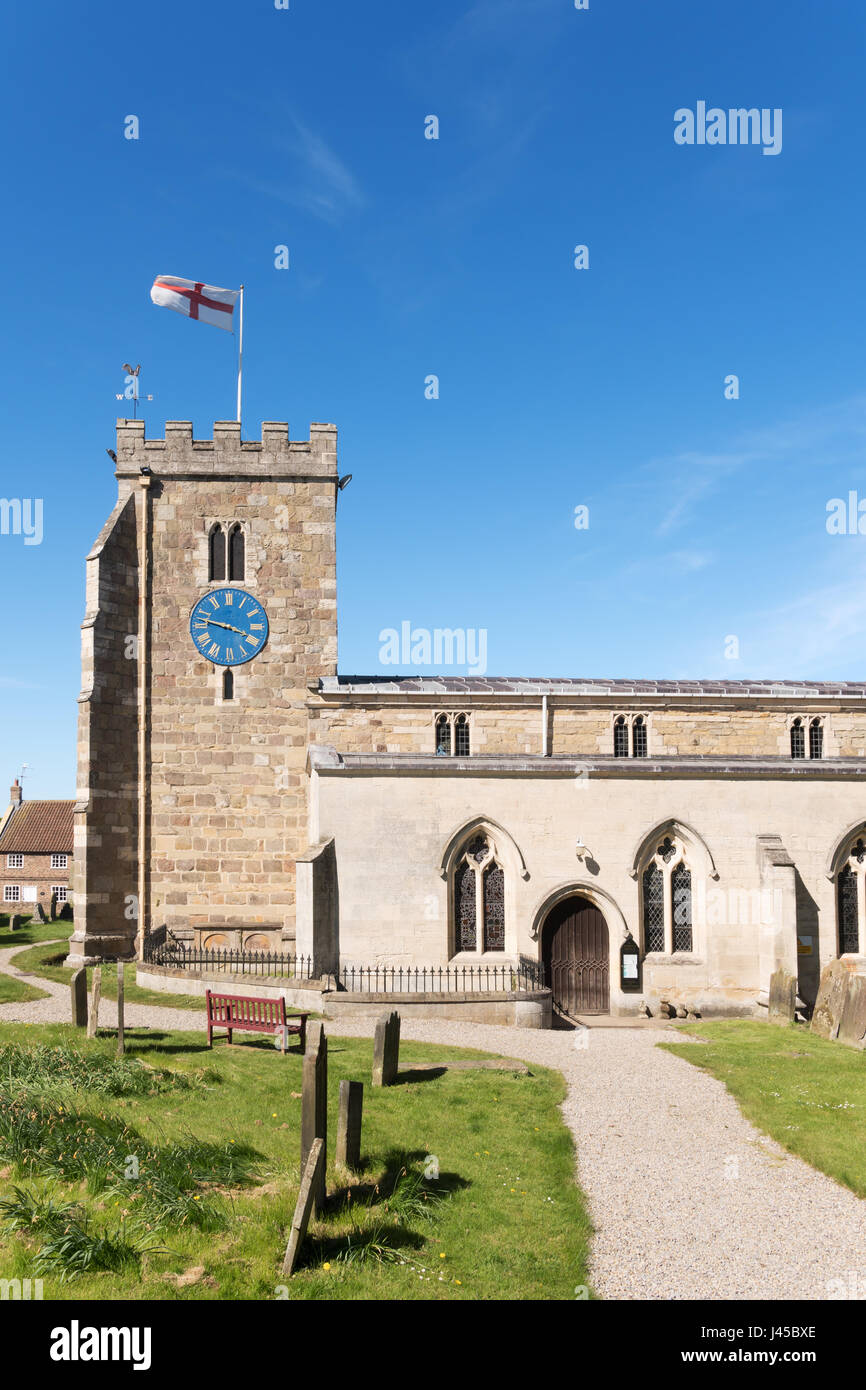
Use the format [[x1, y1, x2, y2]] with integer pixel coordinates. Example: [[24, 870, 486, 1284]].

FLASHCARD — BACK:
[[236, 284, 244, 424]]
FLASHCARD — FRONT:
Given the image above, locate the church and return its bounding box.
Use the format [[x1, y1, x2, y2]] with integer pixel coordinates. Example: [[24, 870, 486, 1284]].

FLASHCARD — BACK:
[[69, 419, 866, 1022]]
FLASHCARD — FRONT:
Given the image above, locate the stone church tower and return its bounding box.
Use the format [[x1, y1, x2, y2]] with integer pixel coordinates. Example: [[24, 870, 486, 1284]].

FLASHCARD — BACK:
[[69, 419, 338, 966]]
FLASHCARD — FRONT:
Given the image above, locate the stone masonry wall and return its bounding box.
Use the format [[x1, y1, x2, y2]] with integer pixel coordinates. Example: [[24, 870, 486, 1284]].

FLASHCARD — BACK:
[[69, 493, 140, 964], [308, 701, 866, 758], [122, 421, 338, 945]]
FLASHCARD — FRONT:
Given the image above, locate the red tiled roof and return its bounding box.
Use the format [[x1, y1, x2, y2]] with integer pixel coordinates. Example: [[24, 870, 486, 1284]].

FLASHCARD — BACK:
[[0, 802, 74, 854]]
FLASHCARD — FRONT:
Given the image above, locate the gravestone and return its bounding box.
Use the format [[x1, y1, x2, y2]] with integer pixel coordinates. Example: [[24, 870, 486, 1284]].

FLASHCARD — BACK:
[[768, 967, 797, 1025], [9, 914, 21, 932], [116, 960, 125, 1057], [87, 966, 102, 1039], [50, 892, 57, 921], [300, 1022, 327, 1209], [372, 1010, 400, 1087], [837, 975, 866, 1049], [35, 901, 46, 923], [811, 960, 851, 1040], [335, 1080, 363, 1170], [281, 1137, 325, 1277], [70, 967, 88, 1028]]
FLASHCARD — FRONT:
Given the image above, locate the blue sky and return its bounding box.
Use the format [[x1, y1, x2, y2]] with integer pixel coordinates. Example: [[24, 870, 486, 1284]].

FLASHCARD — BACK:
[[2, 0, 866, 797]]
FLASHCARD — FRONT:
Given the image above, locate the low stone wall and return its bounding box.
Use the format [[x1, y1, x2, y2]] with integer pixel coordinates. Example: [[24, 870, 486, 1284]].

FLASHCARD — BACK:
[[321, 989, 552, 1029], [137, 965, 552, 1028], [136, 964, 327, 1013]]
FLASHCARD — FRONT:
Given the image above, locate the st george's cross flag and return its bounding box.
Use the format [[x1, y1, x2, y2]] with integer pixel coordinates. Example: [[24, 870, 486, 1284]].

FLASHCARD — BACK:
[[150, 275, 239, 331]]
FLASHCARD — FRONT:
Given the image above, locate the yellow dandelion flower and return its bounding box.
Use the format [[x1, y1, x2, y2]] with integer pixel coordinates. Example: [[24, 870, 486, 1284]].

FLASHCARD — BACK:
[[439, 1252, 446, 1259], [323, 1262, 331, 1271]]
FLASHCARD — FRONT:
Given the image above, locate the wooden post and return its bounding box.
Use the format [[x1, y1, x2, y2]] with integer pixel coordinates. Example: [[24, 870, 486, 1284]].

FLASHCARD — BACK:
[[281, 1137, 325, 1277], [116, 960, 125, 1056], [300, 1022, 327, 1210], [70, 968, 88, 1028], [87, 966, 102, 1039], [335, 1080, 363, 1171]]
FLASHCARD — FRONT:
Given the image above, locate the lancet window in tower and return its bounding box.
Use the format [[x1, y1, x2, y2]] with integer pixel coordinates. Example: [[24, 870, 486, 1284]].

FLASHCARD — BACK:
[[228, 523, 245, 581], [208, 525, 226, 581]]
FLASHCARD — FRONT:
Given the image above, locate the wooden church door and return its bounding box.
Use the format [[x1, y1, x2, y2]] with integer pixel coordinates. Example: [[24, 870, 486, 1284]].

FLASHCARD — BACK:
[[542, 895, 610, 1016]]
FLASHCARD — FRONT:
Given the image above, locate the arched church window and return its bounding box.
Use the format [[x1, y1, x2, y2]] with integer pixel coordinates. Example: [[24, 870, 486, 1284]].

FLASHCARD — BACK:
[[632, 716, 647, 758], [835, 832, 866, 955], [454, 713, 470, 757], [455, 859, 477, 951], [435, 714, 451, 756], [452, 831, 506, 954], [640, 834, 694, 955], [642, 863, 665, 952], [671, 861, 693, 952], [209, 525, 226, 581], [809, 718, 824, 759], [223, 669, 234, 701], [482, 862, 505, 951], [228, 524, 245, 581], [614, 716, 629, 758], [790, 719, 805, 759], [838, 866, 859, 955]]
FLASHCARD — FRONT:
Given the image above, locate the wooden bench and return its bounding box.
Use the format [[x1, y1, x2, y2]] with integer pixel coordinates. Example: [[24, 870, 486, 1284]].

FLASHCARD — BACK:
[[205, 990, 309, 1054]]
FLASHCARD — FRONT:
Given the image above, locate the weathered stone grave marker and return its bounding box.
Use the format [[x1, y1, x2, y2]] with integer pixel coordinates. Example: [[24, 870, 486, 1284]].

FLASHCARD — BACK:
[[336, 1080, 363, 1171], [372, 1009, 400, 1087], [281, 1137, 325, 1277], [70, 967, 88, 1028], [838, 975, 866, 1049], [9, 913, 21, 932], [811, 960, 850, 1040], [768, 967, 797, 1025], [87, 966, 102, 1039], [300, 1022, 327, 1210], [116, 960, 125, 1057]]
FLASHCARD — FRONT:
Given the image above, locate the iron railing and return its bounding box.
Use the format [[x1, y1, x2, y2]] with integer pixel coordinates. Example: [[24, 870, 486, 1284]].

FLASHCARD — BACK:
[[339, 957, 546, 994], [142, 929, 316, 980]]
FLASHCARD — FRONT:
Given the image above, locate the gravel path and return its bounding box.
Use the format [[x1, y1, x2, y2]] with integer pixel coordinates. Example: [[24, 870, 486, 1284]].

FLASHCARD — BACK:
[[1, 942, 864, 1299]]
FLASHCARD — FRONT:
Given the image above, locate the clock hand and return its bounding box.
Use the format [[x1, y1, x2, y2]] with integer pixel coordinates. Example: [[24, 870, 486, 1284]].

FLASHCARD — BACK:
[[207, 620, 247, 634]]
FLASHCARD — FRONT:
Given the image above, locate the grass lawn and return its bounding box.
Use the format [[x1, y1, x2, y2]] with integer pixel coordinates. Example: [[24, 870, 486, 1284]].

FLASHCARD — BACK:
[[0, 975, 50, 1004], [0, 1022, 593, 1300], [664, 1020, 866, 1197], [10, 941, 205, 1013], [0, 917, 73, 949]]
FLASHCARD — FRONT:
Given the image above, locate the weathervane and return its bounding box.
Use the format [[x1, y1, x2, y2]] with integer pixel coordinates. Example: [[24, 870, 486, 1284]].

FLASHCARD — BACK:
[[116, 363, 154, 420]]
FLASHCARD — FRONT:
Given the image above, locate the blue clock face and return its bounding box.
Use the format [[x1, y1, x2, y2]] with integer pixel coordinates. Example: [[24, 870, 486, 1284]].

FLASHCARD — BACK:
[[189, 588, 269, 667]]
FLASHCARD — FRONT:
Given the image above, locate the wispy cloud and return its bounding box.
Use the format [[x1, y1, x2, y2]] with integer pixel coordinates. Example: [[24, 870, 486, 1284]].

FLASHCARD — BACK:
[[649, 394, 866, 536], [223, 116, 365, 226]]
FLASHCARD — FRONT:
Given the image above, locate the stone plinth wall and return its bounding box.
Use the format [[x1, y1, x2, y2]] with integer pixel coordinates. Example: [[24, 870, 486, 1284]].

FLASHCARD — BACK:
[[322, 989, 552, 1029], [137, 963, 328, 1011]]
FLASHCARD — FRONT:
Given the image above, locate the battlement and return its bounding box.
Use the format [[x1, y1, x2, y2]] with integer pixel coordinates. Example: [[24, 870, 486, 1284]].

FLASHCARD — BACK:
[[114, 419, 338, 479]]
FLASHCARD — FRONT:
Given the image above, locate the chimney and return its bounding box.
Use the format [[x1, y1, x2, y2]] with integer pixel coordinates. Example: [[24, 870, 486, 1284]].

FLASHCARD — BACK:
[[10, 779, 21, 805]]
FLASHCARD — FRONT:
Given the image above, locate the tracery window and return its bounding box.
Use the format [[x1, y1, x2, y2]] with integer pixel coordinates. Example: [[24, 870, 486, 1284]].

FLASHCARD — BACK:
[[452, 831, 505, 953], [641, 834, 693, 953], [435, 714, 451, 756], [434, 712, 470, 756], [632, 716, 647, 758], [791, 716, 824, 759], [836, 832, 866, 955], [614, 714, 648, 757]]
